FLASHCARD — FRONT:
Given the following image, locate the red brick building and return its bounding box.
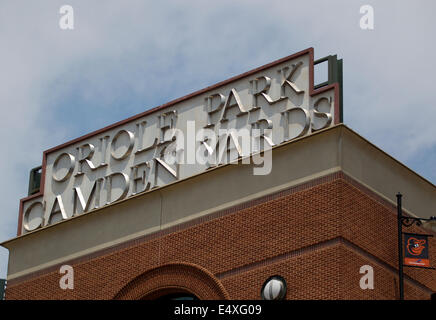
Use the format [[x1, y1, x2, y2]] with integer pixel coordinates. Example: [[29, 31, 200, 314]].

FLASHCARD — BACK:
[[2, 126, 435, 300], [1, 49, 435, 300]]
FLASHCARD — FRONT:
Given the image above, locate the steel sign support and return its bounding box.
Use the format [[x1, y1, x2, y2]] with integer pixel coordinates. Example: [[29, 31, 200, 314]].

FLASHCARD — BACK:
[[28, 166, 42, 196], [0, 279, 6, 300], [396, 193, 404, 300], [314, 55, 343, 123], [396, 192, 436, 300]]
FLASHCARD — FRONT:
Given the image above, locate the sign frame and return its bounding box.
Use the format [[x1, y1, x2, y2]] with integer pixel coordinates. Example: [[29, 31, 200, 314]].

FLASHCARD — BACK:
[[17, 47, 342, 236]]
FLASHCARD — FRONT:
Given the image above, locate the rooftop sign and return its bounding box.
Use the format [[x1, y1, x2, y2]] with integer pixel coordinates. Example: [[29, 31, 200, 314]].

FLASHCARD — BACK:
[[18, 48, 342, 235]]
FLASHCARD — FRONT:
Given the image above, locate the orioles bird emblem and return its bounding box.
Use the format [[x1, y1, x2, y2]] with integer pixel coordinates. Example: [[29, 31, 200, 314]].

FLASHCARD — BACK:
[[406, 237, 426, 256]]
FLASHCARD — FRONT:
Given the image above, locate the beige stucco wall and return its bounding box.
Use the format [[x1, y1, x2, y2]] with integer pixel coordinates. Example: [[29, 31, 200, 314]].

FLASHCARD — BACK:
[[340, 127, 436, 221]]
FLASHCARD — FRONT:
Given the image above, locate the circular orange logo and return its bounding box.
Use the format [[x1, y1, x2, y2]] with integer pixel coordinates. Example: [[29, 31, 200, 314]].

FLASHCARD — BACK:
[[406, 237, 426, 256]]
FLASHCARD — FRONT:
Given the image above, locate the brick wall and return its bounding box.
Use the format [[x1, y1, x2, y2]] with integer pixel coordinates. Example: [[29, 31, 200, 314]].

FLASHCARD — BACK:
[[5, 172, 435, 300]]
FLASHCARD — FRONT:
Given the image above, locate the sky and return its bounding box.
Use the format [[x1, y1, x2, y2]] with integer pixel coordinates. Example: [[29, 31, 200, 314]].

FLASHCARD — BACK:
[[1, 0, 436, 279]]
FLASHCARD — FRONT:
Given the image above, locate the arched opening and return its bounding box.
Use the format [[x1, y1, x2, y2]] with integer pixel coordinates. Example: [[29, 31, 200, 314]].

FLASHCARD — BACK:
[[155, 293, 198, 301], [113, 262, 229, 300]]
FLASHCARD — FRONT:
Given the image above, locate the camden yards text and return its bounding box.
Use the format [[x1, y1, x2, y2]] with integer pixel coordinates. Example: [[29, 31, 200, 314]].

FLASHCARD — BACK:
[[20, 48, 340, 235]]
